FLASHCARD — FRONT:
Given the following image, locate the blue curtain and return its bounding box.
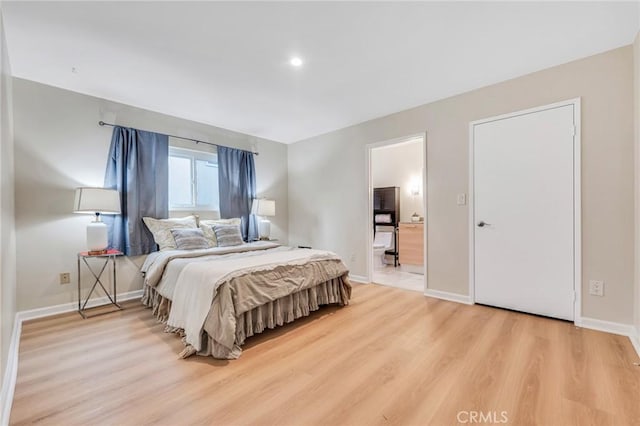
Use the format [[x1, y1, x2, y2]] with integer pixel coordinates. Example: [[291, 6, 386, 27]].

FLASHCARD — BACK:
[[217, 146, 257, 241], [104, 126, 169, 255]]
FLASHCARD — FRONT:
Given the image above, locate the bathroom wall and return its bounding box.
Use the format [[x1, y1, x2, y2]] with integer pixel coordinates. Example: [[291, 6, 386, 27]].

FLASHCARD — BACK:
[[371, 139, 424, 223]]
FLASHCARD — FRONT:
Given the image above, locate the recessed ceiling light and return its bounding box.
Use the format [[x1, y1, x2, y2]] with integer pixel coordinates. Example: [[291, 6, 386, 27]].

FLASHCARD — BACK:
[[290, 57, 303, 67]]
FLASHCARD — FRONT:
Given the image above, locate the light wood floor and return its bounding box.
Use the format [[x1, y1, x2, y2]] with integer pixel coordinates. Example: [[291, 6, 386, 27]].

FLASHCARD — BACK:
[[10, 284, 640, 425]]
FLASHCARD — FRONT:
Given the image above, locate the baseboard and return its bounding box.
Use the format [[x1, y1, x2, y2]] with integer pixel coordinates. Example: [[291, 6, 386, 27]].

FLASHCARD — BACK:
[[575, 316, 636, 336], [629, 326, 640, 359], [18, 289, 143, 322], [348, 274, 369, 284], [0, 289, 143, 425], [576, 317, 640, 359], [424, 288, 472, 305], [0, 314, 21, 426], [398, 264, 422, 274]]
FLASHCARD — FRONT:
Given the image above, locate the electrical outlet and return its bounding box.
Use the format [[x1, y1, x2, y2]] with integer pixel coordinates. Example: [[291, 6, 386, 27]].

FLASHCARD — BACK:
[[59, 272, 71, 285], [589, 280, 604, 296]]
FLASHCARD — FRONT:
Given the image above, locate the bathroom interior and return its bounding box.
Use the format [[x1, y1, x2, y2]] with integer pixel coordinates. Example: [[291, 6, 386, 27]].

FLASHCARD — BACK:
[[371, 137, 425, 292]]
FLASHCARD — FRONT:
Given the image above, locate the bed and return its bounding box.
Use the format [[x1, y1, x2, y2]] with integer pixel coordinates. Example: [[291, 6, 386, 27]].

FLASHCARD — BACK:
[[140, 241, 352, 359]]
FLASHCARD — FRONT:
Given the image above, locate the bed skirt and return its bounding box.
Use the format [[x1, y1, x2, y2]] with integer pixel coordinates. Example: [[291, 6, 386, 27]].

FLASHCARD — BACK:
[[142, 275, 352, 359]]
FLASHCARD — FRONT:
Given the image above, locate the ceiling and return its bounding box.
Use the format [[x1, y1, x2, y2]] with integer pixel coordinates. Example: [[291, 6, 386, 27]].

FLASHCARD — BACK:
[[2, 1, 638, 144]]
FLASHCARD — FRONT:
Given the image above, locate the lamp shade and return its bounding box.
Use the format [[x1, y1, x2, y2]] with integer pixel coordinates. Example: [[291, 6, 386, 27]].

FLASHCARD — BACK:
[[251, 199, 275, 217], [73, 187, 121, 215]]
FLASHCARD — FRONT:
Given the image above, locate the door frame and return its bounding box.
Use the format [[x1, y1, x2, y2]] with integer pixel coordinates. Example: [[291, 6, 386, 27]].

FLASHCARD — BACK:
[[468, 98, 582, 322], [365, 133, 428, 292]]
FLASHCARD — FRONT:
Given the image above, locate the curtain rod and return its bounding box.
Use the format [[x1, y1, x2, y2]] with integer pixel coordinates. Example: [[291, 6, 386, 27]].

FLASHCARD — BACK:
[[98, 121, 259, 156]]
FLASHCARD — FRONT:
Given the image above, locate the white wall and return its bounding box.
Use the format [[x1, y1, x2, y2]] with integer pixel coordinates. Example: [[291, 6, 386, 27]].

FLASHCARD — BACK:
[[13, 78, 288, 311], [634, 32, 640, 337], [371, 139, 423, 223], [0, 7, 15, 381], [289, 46, 634, 324]]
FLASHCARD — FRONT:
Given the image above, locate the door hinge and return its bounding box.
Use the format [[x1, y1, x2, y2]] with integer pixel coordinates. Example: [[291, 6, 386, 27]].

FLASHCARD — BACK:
[[573, 291, 577, 302], [571, 125, 576, 137]]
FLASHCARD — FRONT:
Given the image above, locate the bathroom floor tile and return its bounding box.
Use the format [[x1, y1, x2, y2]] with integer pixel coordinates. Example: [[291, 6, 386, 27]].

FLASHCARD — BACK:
[[372, 266, 424, 292]]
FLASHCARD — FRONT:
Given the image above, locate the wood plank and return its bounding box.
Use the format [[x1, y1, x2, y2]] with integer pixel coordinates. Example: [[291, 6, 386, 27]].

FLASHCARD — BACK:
[[10, 283, 640, 425], [399, 222, 424, 265]]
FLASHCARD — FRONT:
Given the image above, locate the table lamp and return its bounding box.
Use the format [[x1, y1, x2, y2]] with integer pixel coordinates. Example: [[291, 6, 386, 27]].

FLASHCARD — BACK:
[[73, 187, 121, 254], [251, 198, 276, 240]]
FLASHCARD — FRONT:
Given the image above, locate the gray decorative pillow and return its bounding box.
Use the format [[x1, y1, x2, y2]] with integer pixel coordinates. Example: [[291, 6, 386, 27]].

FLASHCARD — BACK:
[[170, 228, 210, 250], [212, 224, 244, 247]]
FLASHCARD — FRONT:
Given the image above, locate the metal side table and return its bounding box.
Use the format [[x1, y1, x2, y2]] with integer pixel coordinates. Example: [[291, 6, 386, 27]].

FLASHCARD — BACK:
[[77, 249, 124, 318]]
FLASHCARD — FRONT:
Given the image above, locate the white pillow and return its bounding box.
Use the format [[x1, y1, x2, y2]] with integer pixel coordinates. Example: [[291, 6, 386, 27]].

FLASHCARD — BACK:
[[199, 218, 241, 246], [143, 215, 198, 250]]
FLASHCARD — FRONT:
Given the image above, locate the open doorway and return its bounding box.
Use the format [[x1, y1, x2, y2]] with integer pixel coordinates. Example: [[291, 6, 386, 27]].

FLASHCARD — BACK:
[[366, 134, 426, 292]]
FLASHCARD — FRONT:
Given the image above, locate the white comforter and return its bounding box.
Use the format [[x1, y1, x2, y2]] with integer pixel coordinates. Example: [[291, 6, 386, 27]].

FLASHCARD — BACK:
[[141, 241, 280, 289], [142, 242, 281, 300]]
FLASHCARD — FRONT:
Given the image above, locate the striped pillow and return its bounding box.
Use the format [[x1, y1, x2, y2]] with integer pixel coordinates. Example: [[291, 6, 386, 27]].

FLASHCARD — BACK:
[[212, 224, 244, 247], [170, 228, 210, 250], [199, 218, 242, 247]]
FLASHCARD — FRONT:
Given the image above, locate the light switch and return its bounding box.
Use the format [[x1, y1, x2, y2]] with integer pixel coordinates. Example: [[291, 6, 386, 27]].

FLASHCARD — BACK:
[[457, 194, 466, 206]]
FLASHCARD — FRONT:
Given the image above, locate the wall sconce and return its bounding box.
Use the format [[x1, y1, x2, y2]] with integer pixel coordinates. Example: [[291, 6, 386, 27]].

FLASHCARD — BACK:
[[409, 176, 421, 196]]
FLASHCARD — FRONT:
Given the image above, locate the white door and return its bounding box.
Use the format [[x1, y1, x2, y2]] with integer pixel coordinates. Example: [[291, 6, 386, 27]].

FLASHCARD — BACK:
[[473, 104, 576, 320]]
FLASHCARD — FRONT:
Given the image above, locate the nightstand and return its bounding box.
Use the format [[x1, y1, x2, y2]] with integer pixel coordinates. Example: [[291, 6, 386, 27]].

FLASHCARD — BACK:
[[77, 249, 124, 318]]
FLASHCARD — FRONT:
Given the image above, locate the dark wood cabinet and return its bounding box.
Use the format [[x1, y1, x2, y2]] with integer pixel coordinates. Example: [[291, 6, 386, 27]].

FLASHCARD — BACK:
[[373, 187, 400, 266]]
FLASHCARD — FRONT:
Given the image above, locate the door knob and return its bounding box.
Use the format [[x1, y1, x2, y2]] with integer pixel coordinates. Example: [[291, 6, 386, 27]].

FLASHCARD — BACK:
[[477, 221, 491, 228]]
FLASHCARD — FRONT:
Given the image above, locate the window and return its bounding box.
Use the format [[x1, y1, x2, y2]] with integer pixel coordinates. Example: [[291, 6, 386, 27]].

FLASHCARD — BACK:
[[169, 147, 219, 211]]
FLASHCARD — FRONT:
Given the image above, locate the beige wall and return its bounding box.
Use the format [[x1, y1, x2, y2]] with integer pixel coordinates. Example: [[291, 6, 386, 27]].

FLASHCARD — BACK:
[[634, 33, 640, 335], [371, 139, 424, 223], [289, 46, 634, 324], [13, 78, 289, 311], [0, 7, 16, 380]]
